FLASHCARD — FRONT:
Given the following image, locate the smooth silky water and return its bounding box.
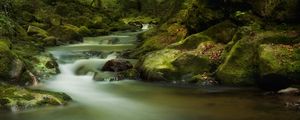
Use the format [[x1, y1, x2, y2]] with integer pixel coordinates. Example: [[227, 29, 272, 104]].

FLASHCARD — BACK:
[[1, 29, 300, 120]]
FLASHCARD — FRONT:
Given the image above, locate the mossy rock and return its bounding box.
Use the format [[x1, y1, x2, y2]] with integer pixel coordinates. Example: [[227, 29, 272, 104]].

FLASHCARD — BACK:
[[138, 48, 212, 82], [132, 23, 187, 57], [0, 83, 71, 112], [171, 53, 211, 76], [169, 33, 213, 50], [216, 35, 258, 86], [78, 26, 92, 36], [0, 40, 15, 81], [260, 31, 300, 45], [137, 49, 182, 81], [258, 44, 300, 90], [30, 53, 60, 80], [201, 20, 238, 44]]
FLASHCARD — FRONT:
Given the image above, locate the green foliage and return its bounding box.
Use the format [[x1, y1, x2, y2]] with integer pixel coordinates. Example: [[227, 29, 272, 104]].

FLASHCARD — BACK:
[[0, 15, 16, 38]]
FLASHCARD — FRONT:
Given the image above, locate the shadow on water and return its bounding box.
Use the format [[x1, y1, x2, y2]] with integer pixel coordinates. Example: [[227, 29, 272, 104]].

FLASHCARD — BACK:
[[1, 29, 300, 120]]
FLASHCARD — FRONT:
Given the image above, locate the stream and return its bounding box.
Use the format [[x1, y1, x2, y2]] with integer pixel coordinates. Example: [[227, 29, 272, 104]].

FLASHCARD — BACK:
[[1, 28, 300, 120]]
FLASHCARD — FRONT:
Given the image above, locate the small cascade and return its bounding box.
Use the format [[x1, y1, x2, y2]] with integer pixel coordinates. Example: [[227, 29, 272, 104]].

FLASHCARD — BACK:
[[142, 24, 149, 30]]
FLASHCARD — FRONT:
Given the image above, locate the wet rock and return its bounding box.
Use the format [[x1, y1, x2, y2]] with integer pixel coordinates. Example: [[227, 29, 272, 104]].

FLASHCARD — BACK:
[[31, 53, 60, 80], [101, 59, 133, 72], [117, 69, 140, 80], [278, 87, 300, 95], [93, 72, 117, 81], [190, 73, 219, 86], [9, 59, 25, 82]]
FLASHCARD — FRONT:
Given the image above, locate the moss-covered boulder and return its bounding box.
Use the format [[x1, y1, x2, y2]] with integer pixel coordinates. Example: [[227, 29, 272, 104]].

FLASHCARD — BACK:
[[0, 39, 16, 82], [216, 28, 299, 86], [169, 33, 213, 50], [137, 48, 212, 82], [216, 34, 258, 86], [258, 44, 300, 90], [30, 53, 60, 80], [0, 39, 38, 86], [171, 53, 211, 76], [0, 83, 71, 112], [137, 49, 182, 81]]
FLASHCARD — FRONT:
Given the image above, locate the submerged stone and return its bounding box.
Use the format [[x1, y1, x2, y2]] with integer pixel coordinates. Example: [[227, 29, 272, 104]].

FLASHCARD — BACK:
[[101, 59, 133, 72]]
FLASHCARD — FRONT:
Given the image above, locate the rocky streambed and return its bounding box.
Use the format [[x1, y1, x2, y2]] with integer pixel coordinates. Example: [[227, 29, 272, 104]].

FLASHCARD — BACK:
[[0, 29, 299, 120]]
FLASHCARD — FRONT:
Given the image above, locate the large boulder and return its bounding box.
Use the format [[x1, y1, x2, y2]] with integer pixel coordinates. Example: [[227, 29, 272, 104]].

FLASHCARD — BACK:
[[137, 49, 212, 82], [0, 40, 16, 81], [258, 44, 300, 90], [0, 39, 38, 86], [216, 28, 299, 86], [216, 37, 258, 86]]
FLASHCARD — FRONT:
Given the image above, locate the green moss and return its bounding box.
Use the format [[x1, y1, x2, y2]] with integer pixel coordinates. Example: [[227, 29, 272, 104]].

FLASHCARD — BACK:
[[138, 49, 182, 81], [216, 36, 258, 86], [201, 20, 238, 43], [0, 40, 15, 81], [0, 83, 71, 112], [259, 44, 300, 81], [138, 48, 213, 82], [184, 0, 225, 33], [172, 53, 210, 75], [169, 33, 212, 50], [132, 23, 187, 57]]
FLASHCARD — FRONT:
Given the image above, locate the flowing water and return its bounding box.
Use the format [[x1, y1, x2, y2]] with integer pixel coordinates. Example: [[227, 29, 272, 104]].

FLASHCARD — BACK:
[[1, 29, 300, 120]]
